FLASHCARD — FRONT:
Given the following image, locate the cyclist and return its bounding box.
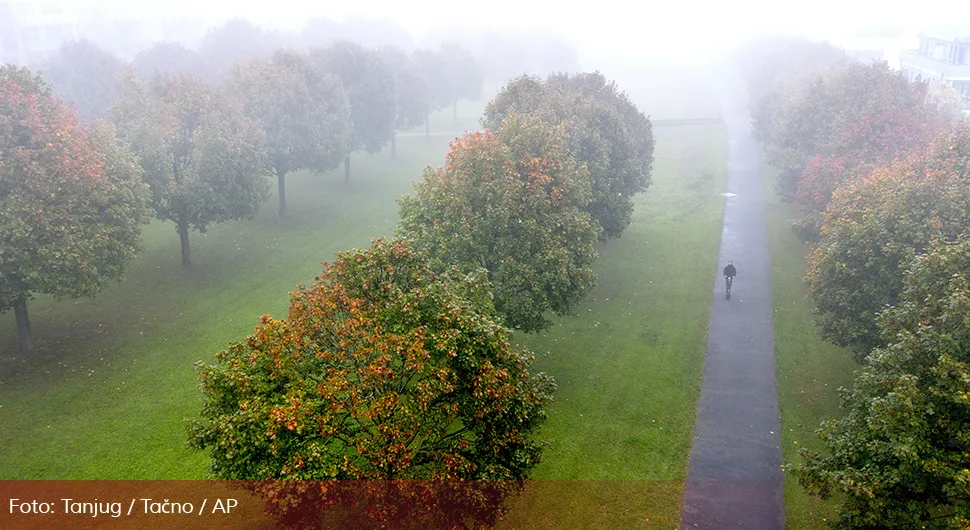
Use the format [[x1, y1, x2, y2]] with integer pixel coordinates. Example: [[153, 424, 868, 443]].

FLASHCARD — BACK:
[[723, 261, 737, 296]]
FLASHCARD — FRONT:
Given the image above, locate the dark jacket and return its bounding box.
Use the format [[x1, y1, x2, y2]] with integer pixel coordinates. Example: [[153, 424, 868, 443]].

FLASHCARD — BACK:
[[723, 264, 737, 278]]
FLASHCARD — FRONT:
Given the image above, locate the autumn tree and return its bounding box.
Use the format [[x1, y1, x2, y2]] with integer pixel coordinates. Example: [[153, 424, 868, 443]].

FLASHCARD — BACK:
[[397, 111, 599, 332], [189, 237, 553, 527], [40, 38, 126, 123], [378, 45, 430, 157], [225, 49, 351, 216], [482, 72, 655, 239], [310, 41, 396, 182], [111, 73, 269, 266], [0, 66, 149, 351], [131, 41, 206, 81], [795, 237, 970, 529], [807, 126, 970, 359]]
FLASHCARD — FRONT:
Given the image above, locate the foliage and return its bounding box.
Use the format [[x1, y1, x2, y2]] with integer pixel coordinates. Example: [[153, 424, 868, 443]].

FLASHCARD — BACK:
[[39, 39, 126, 123], [310, 41, 396, 159], [795, 237, 970, 529], [397, 111, 599, 332], [482, 72, 654, 239], [439, 41, 484, 108], [189, 237, 553, 526], [195, 18, 288, 82], [927, 79, 969, 127], [131, 41, 206, 81], [756, 60, 945, 242], [807, 126, 970, 359], [224, 49, 351, 215], [411, 47, 450, 116], [378, 45, 431, 133], [0, 66, 149, 348], [111, 73, 269, 266]]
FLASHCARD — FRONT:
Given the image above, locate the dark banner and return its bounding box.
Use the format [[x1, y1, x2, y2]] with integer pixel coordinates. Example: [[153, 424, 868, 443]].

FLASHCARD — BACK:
[[0, 480, 683, 529]]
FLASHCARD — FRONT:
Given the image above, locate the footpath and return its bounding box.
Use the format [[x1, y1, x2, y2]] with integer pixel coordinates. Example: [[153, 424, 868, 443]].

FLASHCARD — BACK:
[[678, 92, 785, 528]]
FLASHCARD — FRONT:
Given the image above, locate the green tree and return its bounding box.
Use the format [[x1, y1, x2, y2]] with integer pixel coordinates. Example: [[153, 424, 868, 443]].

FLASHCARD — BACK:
[[311, 41, 396, 182], [440, 41, 484, 125], [189, 237, 553, 527], [0, 66, 149, 351], [795, 237, 970, 529], [225, 49, 351, 216], [40, 38, 126, 123], [397, 111, 599, 332], [131, 41, 206, 81], [412, 47, 450, 137], [483, 72, 655, 239], [379, 45, 431, 157], [111, 73, 269, 267], [807, 126, 970, 359]]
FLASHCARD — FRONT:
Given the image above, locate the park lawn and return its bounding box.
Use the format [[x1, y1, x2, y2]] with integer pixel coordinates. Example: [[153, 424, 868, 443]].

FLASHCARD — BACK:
[[761, 164, 857, 528], [0, 83, 726, 528], [507, 123, 728, 527]]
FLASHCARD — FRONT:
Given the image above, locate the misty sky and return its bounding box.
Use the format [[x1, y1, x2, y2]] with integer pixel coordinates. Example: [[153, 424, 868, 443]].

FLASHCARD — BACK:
[[187, 0, 969, 59]]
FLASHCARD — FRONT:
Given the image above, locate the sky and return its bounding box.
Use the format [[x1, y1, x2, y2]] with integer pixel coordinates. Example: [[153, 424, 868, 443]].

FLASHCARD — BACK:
[[169, 0, 970, 63]]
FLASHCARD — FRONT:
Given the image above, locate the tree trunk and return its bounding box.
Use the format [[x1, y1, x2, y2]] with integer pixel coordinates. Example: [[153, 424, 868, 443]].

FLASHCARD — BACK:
[[452, 101, 458, 125], [178, 213, 191, 267], [391, 134, 396, 159], [276, 166, 287, 216], [425, 114, 430, 139], [344, 154, 351, 183], [14, 296, 32, 352]]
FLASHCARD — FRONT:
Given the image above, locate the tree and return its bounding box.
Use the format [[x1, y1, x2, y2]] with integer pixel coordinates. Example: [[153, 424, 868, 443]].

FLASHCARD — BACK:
[[927, 79, 969, 127], [397, 111, 599, 332], [795, 237, 970, 529], [483, 72, 655, 239], [40, 39, 126, 123], [225, 50, 351, 216], [196, 19, 283, 83], [439, 41, 484, 124], [412, 47, 450, 137], [189, 237, 553, 527], [378, 45, 430, 157], [131, 41, 205, 81], [0, 66, 149, 351], [311, 41, 396, 182], [807, 126, 970, 359], [111, 73, 269, 267]]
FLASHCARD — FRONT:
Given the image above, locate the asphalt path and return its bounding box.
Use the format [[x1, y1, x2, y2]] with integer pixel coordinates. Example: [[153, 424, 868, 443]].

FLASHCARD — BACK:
[[678, 96, 785, 528]]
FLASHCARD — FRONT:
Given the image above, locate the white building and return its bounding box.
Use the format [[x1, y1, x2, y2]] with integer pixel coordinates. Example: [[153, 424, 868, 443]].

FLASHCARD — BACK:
[[900, 33, 970, 107]]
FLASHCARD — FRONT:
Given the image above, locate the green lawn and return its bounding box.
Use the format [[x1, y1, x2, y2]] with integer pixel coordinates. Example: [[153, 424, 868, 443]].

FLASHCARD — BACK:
[[762, 162, 857, 528], [1, 83, 727, 527]]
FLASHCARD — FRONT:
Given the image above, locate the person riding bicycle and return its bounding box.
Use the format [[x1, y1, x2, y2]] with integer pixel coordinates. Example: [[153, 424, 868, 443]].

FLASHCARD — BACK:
[[723, 261, 737, 292]]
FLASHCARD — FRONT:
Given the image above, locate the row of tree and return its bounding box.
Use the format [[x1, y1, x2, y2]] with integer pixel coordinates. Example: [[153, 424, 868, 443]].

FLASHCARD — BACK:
[[741, 37, 970, 529], [2, 35, 484, 351], [188, 71, 655, 526]]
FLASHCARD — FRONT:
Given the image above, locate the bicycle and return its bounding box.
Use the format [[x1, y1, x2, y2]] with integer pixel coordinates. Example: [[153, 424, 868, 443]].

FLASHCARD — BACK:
[[725, 275, 734, 300]]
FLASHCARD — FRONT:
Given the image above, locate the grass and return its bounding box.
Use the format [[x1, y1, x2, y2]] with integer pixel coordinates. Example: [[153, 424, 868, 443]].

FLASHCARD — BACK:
[[762, 160, 857, 528], [0, 79, 727, 527]]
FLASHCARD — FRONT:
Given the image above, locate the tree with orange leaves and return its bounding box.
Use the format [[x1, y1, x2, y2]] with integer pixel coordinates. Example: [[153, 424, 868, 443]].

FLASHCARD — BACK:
[[189, 237, 554, 526]]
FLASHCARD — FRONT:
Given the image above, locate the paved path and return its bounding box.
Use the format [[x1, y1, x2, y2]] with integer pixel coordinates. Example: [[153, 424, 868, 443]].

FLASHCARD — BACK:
[[679, 94, 785, 528]]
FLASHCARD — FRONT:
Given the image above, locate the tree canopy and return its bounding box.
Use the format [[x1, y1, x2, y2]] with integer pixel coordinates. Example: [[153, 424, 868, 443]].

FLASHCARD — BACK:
[[483, 72, 654, 239], [111, 73, 269, 266], [225, 50, 351, 215], [397, 111, 599, 332], [131, 41, 206, 81], [311, 41, 396, 182], [189, 237, 553, 525], [807, 126, 970, 359], [40, 39, 126, 123], [796, 237, 970, 529], [0, 66, 149, 350]]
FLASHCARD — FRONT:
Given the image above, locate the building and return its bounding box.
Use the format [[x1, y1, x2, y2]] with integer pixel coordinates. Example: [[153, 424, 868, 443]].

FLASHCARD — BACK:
[[0, 0, 79, 66], [900, 33, 970, 107]]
